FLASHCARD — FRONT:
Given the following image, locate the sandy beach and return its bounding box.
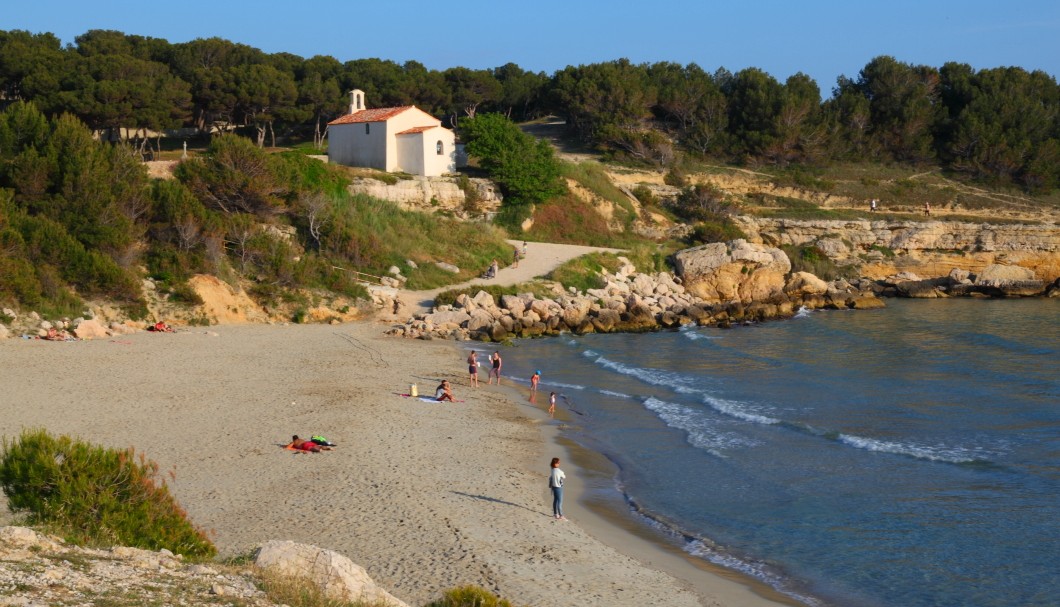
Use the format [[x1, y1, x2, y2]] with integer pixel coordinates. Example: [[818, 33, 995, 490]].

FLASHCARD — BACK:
[[0, 320, 791, 607]]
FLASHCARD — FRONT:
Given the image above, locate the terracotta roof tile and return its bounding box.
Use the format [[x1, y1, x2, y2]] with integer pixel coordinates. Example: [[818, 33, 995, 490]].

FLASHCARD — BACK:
[[396, 126, 438, 135], [327, 106, 414, 125]]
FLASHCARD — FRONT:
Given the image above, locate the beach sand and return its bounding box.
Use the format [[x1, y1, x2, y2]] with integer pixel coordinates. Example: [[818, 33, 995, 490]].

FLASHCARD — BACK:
[[0, 321, 790, 607]]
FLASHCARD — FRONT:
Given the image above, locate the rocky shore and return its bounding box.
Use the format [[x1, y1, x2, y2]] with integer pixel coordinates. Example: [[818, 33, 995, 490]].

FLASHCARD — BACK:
[[387, 237, 1059, 343]]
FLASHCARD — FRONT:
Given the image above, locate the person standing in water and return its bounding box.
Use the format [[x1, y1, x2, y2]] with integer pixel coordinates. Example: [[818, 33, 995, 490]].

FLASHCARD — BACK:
[[548, 391, 557, 417], [488, 351, 503, 385], [530, 370, 540, 394], [549, 457, 566, 520]]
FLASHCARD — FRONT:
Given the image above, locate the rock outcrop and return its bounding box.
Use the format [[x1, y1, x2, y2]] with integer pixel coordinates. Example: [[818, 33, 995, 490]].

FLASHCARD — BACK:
[[347, 175, 502, 219], [736, 217, 1060, 296], [672, 240, 791, 303], [0, 526, 408, 607]]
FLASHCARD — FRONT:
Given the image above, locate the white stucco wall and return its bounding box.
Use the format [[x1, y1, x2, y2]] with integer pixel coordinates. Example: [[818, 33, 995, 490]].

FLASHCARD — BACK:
[[328, 122, 387, 170], [395, 128, 456, 177]]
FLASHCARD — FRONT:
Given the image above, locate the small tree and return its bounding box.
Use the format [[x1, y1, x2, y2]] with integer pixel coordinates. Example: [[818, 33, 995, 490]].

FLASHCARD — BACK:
[[460, 113, 566, 213]]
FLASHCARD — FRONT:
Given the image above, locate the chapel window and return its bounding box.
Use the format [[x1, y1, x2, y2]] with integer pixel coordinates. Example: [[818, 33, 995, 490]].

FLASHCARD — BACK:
[[365, 123, 370, 135], [436, 140, 444, 155]]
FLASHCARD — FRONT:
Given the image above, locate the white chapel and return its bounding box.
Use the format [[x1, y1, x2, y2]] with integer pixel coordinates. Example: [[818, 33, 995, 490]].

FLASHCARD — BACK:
[[327, 90, 456, 177]]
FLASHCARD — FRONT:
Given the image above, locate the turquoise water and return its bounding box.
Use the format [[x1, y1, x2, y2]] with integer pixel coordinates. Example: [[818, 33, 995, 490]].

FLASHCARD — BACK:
[[505, 299, 1059, 607]]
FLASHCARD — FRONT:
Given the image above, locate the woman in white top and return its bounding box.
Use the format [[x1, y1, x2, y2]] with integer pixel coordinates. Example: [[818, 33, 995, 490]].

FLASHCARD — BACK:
[[549, 457, 566, 520]]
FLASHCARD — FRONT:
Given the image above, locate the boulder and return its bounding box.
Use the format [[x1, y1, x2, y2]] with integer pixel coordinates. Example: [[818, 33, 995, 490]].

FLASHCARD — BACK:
[[255, 541, 408, 607], [785, 272, 829, 296], [592, 308, 621, 332], [467, 310, 494, 333], [974, 264, 1037, 286], [423, 310, 470, 327], [73, 319, 110, 340], [673, 240, 790, 304], [499, 294, 526, 316], [471, 290, 496, 310], [434, 261, 460, 274], [0, 324, 8, 340]]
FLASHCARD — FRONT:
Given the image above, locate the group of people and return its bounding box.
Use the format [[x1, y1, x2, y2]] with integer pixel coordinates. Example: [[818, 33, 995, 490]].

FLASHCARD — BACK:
[[437, 347, 570, 520], [484, 242, 529, 278], [466, 350, 503, 388]]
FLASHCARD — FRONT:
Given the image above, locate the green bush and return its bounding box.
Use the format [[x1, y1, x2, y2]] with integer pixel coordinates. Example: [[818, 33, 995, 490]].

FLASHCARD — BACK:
[[548, 252, 622, 292], [781, 244, 857, 281], [434, 282, 556, 307], [0, 429, 216, 558], [689, 219, 747, 245], [425, 585, 513, 607]]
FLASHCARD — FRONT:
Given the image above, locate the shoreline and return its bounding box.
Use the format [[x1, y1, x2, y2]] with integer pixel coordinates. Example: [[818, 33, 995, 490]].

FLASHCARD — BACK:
[[527, 395, 800, 607], [0, 320, 789, 607]]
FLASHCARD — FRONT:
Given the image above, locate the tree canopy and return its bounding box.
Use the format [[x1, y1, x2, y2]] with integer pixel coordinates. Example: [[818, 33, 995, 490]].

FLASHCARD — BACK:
[[0, 28, 1057, 191]]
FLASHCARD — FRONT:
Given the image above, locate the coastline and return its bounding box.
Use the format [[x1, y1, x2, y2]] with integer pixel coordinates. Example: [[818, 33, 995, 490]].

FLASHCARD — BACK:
[[527, 392, 800, 607], [0, 319, 789, 607]]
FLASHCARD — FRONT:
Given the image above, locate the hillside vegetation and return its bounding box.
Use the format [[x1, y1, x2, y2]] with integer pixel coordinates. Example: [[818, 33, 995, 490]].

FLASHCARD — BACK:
[[0, 102, 512, 320]]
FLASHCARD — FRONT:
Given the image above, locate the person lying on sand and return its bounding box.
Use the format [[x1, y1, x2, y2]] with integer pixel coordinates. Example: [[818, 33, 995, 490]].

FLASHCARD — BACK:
[[287, 435, 331, 452], [147, 321, 174, 333], [41, 327, 75, 341], [435, 380, 455, 402]]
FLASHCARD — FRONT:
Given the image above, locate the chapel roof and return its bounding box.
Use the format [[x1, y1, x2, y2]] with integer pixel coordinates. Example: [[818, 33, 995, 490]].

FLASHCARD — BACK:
[[396, 126, 439, 135], [327, 106, 415, 125]]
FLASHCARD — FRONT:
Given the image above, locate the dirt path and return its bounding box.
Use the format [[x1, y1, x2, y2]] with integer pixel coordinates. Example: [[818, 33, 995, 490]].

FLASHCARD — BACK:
[[400, 240, 624, 314]]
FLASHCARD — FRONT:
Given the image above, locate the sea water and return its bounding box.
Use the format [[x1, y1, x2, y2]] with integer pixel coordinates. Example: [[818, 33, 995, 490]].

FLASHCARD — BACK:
[[505, 299, 1059, 607]]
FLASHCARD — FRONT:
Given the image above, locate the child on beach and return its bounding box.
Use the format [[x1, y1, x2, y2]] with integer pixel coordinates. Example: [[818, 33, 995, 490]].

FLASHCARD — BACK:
[[549, 457, 566, 520], [530, 370, 540, 394], [548, 392, 557, 417]]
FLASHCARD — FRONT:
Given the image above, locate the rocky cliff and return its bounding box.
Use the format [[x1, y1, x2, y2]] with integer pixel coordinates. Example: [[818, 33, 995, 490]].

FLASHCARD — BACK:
[[735, 217, 1060, 283]]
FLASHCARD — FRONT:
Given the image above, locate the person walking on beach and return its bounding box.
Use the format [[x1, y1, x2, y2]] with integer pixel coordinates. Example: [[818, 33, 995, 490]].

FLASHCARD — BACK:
[[522, 241, 528, 258], [488, 351, 503, 385], [548, 391, 557, 417], [530, 370, 540, 395], [549, 457, 566, 520], [468, 351, 480, 387]]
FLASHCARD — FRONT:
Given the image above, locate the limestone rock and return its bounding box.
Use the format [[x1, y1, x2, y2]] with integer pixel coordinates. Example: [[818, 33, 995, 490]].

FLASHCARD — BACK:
[[974, 264, 1036, 286], [673, 240, 790, 304], [73, 319, 110, 340], [434, 262, 460, 274], [785, 271, 828, 296], [255, 540, 408, 607]]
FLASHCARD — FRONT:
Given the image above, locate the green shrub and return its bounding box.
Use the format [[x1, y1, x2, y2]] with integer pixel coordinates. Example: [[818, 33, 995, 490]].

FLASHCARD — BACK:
[[434, 282, 556, 307], [781, 245, 857, 281], [425, 585, 513, 607], [663, 166, 688, 187], [548, 252, 622, 292], [631, 184, 657, 206], [0, 429, 216, 558], [689, 219, 747, 245]]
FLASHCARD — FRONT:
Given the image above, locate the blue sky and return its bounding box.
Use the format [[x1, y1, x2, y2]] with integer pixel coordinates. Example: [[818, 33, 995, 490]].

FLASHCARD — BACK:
[[6, 0, 1059, 95]]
